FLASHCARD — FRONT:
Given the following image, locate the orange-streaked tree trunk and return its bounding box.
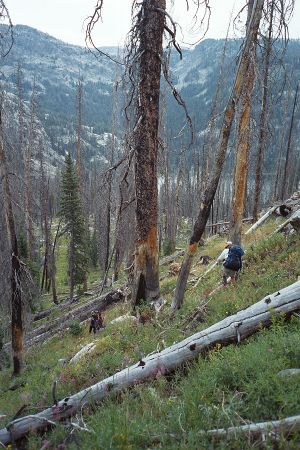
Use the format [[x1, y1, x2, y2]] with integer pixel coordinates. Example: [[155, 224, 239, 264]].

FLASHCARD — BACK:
[[170, 0, 264, 313], [230, 63, 255, 245], [132, 0, 166, 304], [0, 105, 24, 375]]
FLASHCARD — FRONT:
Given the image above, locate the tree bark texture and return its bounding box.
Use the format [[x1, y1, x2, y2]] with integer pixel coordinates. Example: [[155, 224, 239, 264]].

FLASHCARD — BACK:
[[24, 85, 36, 261], [252, 0, 274, 222], [170, 0, 264, 312], [245, 206, 277, 235], [0, 280, 299, 445], [133, 0, 166, 304], [230, 63, 255, 245], [281, 82, 299, 200], [0, 108, 24, 375]]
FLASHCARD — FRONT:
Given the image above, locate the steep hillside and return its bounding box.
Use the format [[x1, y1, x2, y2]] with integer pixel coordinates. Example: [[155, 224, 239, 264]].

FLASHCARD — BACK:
[[0, 208, 300, 448]]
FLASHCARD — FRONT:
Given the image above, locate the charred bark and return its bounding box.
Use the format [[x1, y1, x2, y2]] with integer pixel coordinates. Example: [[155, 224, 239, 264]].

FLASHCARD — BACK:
[[0, 105, 24, 375], [252, 0, 274, 222], [230, 63, 255, 245], [170, 0, 264, 312], [132, 0, 166, 304], [281, 82, 299, 200]]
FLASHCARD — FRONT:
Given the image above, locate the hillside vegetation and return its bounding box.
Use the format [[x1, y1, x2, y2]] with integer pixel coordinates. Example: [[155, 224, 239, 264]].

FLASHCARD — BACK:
[[1, 217, 300, 449]]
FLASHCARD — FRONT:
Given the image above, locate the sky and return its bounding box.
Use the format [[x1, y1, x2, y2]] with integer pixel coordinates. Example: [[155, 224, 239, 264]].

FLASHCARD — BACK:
[[5, 0, 300, 48]]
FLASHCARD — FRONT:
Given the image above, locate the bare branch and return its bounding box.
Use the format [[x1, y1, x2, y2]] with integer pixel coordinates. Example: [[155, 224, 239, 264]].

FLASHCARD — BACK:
[[0, 1, 13, 57], [85, 0, 124, 66]]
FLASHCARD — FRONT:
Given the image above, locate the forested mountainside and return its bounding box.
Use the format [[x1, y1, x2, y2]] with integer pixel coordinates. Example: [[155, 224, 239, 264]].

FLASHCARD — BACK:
[[1, 1, 300, 448], [0, 25, 300, 171]]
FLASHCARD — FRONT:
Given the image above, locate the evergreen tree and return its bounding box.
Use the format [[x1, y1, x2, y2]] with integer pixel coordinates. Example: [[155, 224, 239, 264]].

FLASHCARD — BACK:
[[60, 153, 88, 300]]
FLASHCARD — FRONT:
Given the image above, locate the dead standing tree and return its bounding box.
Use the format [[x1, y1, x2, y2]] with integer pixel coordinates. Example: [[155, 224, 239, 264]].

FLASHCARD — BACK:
[[86, 0, 208, 305], [229, 0, 258, 245], [252, 0, 275, 222], [230, 0, 295, 243], [0, 102, 24, 375], [24, 80, 36, 261], [0, 3, 24, 375], [128, 0, 166, 305], [170, 0, 265, 312]]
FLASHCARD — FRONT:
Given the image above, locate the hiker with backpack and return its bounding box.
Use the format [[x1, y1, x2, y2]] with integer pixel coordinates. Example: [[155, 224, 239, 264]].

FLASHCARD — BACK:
[[95, 311, 104, 330], [89, 311, 98, 334], [89, 311, 104, 334], [217, 241, 244, 286]]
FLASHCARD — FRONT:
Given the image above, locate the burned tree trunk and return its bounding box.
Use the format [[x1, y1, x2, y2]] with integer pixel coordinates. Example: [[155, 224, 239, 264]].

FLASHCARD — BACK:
[[281, 82, 299, 200], [0, 105, 24, 375], [229, 63, 255, 245], [132, 0, 166, 305], [24, 82, 36, 261], [170, 0, 264, 312], [252, 0, 274, 222]]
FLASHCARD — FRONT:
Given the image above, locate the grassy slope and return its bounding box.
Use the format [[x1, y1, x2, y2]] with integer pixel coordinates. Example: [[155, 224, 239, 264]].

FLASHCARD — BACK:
[[1, 219, 300, 449]]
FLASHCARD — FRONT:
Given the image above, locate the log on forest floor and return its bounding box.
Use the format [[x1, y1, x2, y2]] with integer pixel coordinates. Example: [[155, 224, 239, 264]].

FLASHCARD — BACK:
[[0, 280, 299, 445], [32, 282, 113, 323], [160, 250, 185, 266], [4, 288, 127, 351], [204, 414, 300, 441], [26, 289, 126, 346], [273, 209, 300, 234], [245, 206, 277, 235], [69, 343, 97, 364]]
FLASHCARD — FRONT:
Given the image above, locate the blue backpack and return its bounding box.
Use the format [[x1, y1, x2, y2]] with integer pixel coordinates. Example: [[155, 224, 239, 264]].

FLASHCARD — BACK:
[[223, 245, 244, 271]]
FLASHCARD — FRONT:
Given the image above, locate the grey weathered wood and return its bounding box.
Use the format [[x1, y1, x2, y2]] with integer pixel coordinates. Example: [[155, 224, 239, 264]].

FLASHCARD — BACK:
[[273, 209, 300, 234], [159, 250, 185, 266], [0, 280, 299, 445], [205, 414, 300, 440], [69, 343, 96, 364], [245, 206, 277, 235], [3, 289, 126, 352]]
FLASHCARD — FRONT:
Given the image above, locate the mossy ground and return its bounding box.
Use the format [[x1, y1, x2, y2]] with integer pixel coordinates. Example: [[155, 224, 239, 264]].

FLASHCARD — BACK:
[[0, 219, 300, 449]]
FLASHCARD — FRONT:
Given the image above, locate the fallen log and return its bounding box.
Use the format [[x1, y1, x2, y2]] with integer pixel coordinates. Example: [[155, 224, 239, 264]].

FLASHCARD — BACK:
[[290, 212, 300, 233], [160, 250, 185, 266], [26, 289, 125, 346], [206, 217, 252, 229], [69, 343, 96, 364], [273, 209, 300, 234], [0, 280, 299, 445], [245, 206, 277, 235], [193, 261, 218, 289], [205, 414, 300, 440], [2, 289, 127, 353]]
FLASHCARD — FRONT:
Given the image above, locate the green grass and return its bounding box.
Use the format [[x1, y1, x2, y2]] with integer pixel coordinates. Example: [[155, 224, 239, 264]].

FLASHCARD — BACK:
[[1, 223, 300, 449]]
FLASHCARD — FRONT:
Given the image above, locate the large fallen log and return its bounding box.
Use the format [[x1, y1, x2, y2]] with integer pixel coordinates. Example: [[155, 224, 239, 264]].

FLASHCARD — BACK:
[[193, 261, 218, 289], [245, 206, 277, 235], [0, 280, 299, 445], [69, 343, 96, 364], [26, 289, 125, 346], [205, 415, 300, 440], [3, 289, 126, 352], [159, 250, 185, 266], [273, 209, 300, 234], [290, 211, 300, 233]]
